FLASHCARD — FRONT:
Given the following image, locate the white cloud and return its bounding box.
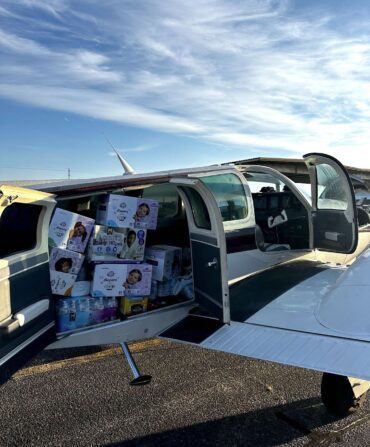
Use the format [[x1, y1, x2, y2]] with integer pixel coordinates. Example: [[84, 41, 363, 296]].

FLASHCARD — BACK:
[[108, 144, 155, 156], [12, 0, 66, 18], [0, 29, 49, 56], [2, 0, 370, 168], [0, 6, 17, 17]]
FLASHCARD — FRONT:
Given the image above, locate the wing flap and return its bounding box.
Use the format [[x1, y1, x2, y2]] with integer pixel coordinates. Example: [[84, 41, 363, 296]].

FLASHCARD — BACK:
[[201, 322, 370, 380]]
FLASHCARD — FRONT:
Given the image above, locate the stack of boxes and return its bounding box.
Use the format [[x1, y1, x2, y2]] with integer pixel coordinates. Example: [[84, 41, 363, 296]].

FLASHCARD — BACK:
[[48, 209, 110, 332], [49, 193, 192, 333], [92, 194, 159, 316]]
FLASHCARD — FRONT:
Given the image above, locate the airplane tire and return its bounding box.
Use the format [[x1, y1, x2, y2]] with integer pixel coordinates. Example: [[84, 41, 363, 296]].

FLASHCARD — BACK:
[[321, 373, 357, 417]]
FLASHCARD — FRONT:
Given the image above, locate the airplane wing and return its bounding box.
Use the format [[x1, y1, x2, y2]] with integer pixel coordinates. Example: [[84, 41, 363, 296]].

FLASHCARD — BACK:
[[201, 322, 370, 380], [161, 250, 370, 381]]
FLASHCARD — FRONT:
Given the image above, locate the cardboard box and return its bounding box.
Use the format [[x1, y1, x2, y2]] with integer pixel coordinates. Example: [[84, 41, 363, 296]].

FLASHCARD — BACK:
[[48, 208, 95, 253], [96, 194, 159, 230], [88, 225, 147, 262], [91, 262, 152, 298], [50, 270, 77, 296], [120, 296, 148, 316], [145, 245, 182, 281], [96, 195, 137, 228], [90, 263, 127, 297], [87, 225, 126, 261], [49, 247, 85, 275]]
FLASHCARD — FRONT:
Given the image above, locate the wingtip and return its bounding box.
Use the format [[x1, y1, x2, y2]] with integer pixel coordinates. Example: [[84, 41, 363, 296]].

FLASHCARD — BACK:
[[113, 148, 136, 175]]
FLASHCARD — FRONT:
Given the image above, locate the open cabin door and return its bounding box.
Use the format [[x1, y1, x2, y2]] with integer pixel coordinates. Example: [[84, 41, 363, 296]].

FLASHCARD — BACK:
[[0, 185, 56, 382], [304, 153, 358, 253], [169, 177, 230, 324]]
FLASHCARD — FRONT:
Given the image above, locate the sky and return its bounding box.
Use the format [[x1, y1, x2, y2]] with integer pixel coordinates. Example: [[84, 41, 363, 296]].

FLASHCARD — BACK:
[[2, 0, 370, 180]]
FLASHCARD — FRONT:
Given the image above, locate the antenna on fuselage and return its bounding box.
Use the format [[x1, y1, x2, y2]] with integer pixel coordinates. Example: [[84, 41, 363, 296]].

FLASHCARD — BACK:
[[104, 136, 136, 175]]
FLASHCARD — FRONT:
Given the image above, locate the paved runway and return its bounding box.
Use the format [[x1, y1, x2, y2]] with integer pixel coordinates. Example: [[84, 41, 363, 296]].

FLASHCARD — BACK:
[[0, 339, 369, 446]]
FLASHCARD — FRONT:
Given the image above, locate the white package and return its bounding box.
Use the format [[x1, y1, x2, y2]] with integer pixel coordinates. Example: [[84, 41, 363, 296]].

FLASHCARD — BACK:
[[91, 263, 127, 297], [48, 208, 95, 253], [87, 225, 126, 261], [96, 195, 137, 228], [96, 194, 159, 230], [145, 245, 182, 281], [91, 263, 152, 297]]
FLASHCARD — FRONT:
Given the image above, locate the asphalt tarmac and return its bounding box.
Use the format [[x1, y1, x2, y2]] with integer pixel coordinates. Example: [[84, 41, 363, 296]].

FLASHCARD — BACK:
[[0, 339, 370, 446]]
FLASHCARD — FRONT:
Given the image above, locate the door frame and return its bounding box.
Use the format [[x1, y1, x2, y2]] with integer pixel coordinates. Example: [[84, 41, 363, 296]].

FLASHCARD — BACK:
[[304, 153, 358, 253], [170, 177, 230, 323], [0, 185, 56, 379], [240, 164, 315, 249]]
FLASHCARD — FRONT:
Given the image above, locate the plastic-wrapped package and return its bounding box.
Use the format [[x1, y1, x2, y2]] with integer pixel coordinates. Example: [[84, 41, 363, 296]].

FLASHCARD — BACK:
[[156, 275, 193, 299]]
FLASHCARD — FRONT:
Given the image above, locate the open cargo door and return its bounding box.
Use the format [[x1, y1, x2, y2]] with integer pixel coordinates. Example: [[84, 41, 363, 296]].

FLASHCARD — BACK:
[[170, 177, 230, 324], [304, 153, 358, 253], [0, 185, 56, 382], [161, 176, 230, 344]]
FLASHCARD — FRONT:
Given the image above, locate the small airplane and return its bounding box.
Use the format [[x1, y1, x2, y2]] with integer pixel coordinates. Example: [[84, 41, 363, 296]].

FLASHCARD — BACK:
[[2, 152, 370, 417]]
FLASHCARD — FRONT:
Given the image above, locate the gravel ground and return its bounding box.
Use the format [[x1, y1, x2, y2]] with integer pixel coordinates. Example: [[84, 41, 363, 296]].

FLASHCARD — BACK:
[[0, 340, 369, 446]]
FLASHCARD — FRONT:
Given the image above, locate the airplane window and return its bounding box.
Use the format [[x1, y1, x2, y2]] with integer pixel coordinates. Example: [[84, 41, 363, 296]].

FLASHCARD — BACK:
[[316, 164, 348, 210], [142, 183, 179, 219], [201, 174, 248, 222], [0, 203, 42, 258], [182, 188, 211, 230], [246, 171, 283, 193]]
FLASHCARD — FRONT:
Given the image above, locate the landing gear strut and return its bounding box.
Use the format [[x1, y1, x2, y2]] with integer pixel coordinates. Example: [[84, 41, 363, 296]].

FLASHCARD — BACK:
[[321, 373, 370, 417], [120, 342, 152, 386]]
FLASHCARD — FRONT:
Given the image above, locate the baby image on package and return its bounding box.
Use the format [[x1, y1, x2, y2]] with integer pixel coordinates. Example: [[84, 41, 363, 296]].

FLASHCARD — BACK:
[[119, 228, 147, 261], [133, 199, 159, 230], [48, 208, 95, 253], [123, 264, 152, 297], [49, 247, 85, 275]]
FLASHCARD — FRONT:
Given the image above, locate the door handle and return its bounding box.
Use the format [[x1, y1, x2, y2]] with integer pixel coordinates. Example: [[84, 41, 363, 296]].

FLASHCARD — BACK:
[[0, 299, 50, 336], [206, 258, 218, 268], [14, 299, 50, 327]]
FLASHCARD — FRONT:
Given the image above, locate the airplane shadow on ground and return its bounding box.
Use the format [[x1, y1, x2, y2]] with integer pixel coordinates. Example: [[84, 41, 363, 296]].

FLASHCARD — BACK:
[[105, 396, 341, 447]]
